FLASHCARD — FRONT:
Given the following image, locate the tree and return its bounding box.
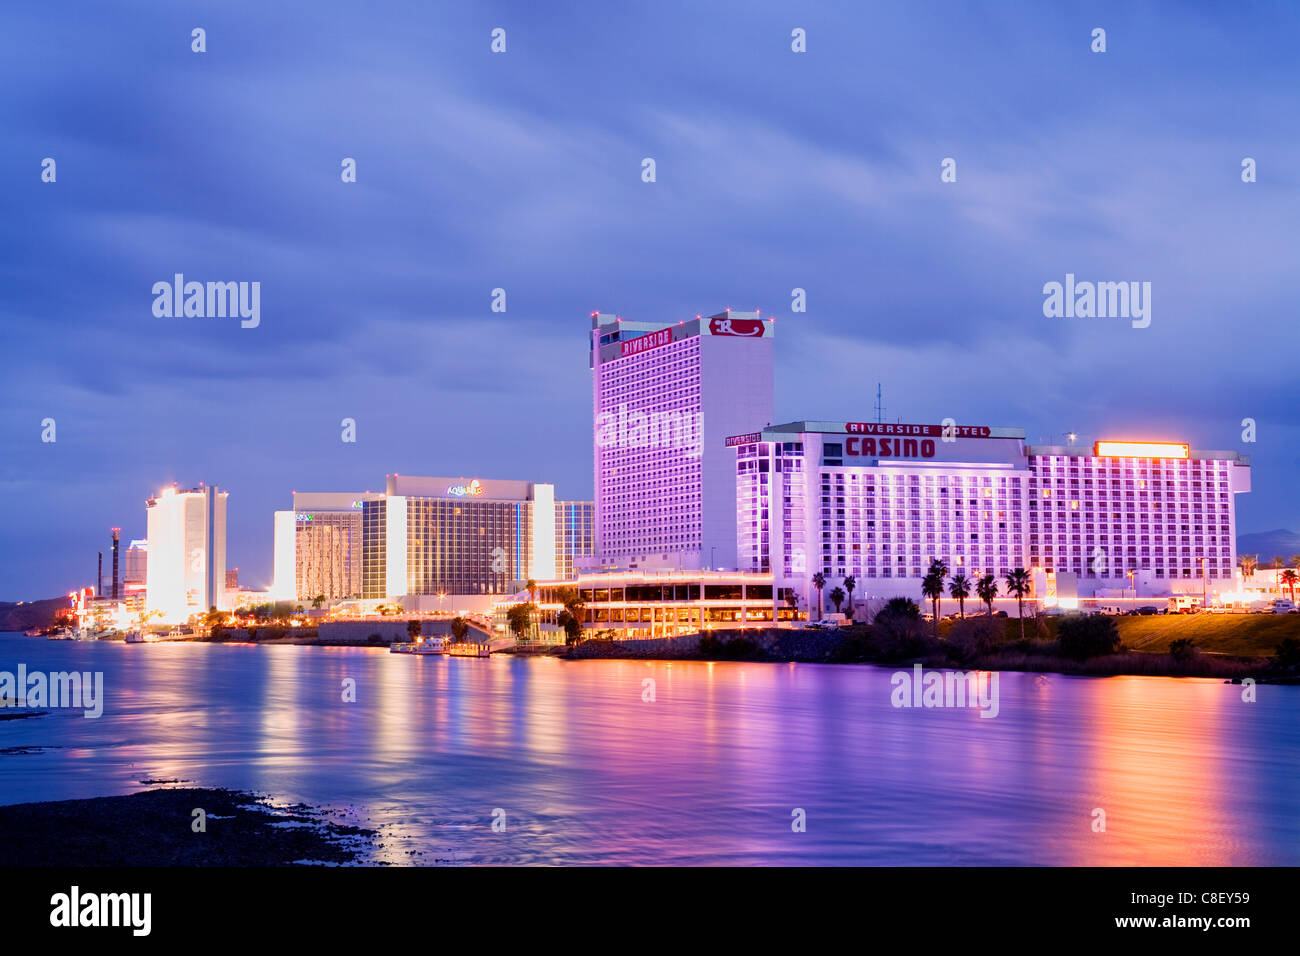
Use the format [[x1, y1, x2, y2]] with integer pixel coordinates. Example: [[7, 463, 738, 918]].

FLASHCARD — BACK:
[[921, 572, 943, 637], [450, 616, 469, 642], [829, 586, 846, 614], [526, 578, 538, 603], [553, 588, 586, 645], [407, 618, 421, 640], [873, 597, 925, 657], [1058, 614, 1120, 660], [976, 574, 998, 616], [505, 602, 537, 642], [948, 573, 971, 619], [1239, 555, 1257, 579], [922, 558, 949, 634], [842, 576, 857, 621], [311, 594, 326, 609], [1004, 568, 1032, 641], [811, 572, 826, 620], [202, 606, 223, 627], [1282, 569, 1298, 604]]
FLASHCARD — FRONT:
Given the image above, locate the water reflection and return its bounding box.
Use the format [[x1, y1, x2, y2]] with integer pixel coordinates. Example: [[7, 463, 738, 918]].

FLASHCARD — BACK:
[[0, 634, 1295, 865]]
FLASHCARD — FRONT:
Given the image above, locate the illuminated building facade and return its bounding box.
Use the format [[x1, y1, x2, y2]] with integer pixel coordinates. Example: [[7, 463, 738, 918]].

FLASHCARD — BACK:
[[591, 309, 774, 572], [732, 424, 1250, 615], [144, 483, 228, 622], [357, 475, 594, 612], [495, 569, 796, 640], [272, 492, 376, 602]]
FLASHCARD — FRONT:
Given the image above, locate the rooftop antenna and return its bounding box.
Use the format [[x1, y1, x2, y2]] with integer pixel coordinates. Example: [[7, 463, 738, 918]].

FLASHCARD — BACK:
[[874, 383, 885, 424]]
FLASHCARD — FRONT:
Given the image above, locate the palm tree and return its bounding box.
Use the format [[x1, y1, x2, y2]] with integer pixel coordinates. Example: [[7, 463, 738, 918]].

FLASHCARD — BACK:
[[505, 602, 536, 643], [1004, 568, 1032, 641], [926, 558, 949, 622], [829, 586, 846, 614], [311, 594, 326, 609], [526, 578, 538, 603], [1282, 568, 1298, 604], [843, 576, 857, 622], [1240, 555, 1257, 580], [554, 588, 587, 645], [450, 616, 469, 642], [920, 571, 943, 636], [976, 573, 998, 616], [949, 573, 971, 619], [811, 572, 826, 620]]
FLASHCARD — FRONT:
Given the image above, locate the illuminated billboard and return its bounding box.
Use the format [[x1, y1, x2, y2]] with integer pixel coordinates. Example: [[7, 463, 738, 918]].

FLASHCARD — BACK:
[[1094, 441, 1190, 459]]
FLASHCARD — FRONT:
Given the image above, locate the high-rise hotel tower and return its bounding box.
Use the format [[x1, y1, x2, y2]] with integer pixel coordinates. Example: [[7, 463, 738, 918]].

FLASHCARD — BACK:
[[144, 483, 228, 622], [591, 310, 774, 570]]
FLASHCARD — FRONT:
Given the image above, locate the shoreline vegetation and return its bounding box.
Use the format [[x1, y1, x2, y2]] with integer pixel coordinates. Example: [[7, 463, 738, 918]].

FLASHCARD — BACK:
[[14, 612, 1300, 681], [0, 788, 376, 866], [562, 612, 1300, 682]]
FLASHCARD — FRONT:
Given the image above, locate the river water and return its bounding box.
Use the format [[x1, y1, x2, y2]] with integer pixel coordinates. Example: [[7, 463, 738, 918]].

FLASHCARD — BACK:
[[0, 632, 1295, 865]]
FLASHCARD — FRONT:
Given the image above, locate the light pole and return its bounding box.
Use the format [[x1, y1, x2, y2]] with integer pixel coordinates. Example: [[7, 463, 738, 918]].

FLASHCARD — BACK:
[[1198, 557, 1207, 609], [1126, 570, 1135, 611]]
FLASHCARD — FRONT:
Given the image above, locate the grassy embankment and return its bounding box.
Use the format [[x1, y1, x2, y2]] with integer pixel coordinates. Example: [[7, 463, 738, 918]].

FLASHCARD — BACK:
[[568, 612, 1300, 680]]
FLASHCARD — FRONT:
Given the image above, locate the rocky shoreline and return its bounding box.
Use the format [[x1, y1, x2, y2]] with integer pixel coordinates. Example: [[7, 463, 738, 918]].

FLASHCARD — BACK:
[[0, 788, 377, 866]]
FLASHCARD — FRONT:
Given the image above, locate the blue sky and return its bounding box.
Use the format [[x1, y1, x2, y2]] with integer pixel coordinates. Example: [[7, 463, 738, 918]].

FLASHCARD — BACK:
[[2, 1, 1297, 598]]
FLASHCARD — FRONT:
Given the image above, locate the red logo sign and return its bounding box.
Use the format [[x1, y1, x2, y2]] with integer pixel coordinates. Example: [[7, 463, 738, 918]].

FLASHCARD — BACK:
[[620, 328, 673, 357], [846, 437, 936, 459], [708, 317, 765, 337]]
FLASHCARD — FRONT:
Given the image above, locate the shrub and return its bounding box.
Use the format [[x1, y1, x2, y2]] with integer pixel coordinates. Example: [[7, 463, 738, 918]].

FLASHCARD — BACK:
[[1274, 637, 1300, 669], [1057, 615, 1121, 660], [367, 633, 383, 645], [871, 598, 930, 659], [1168, 637, 1198, 662], [945, 616, 1000, 664]]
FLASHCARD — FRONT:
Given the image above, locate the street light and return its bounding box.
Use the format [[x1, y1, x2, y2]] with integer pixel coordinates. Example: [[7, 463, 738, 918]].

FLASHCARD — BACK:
[[1126, 569, 1135, 611]]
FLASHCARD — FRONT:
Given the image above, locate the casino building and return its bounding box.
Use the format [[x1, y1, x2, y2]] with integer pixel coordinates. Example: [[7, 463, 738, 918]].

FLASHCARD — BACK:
[[272, 492, 380, 602], [732, 423, 1250, 617], [591, 309, 774, 571], [273, 477, 594, 613]]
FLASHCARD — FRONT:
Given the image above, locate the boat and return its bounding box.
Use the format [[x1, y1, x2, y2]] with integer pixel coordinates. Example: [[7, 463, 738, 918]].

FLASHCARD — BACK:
[[124, 631, 160, 644], [411, 637, 447, 655], [446, 641, 490, 658], [389, 642, 415, 654]]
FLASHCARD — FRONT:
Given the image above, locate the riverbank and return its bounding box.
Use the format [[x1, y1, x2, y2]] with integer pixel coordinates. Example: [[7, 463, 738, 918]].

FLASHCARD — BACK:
[[0, 788, 376, 865], [566, 615, 1300, 681]]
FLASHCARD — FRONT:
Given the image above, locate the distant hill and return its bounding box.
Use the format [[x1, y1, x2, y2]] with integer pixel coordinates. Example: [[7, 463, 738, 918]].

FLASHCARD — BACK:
[[1237, 529, 1300, 563], [0, 597, 69, 632]]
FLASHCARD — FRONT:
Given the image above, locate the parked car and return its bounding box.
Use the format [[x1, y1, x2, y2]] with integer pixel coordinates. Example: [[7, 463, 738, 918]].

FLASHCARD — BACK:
[[1273, 599, 1296, 614]]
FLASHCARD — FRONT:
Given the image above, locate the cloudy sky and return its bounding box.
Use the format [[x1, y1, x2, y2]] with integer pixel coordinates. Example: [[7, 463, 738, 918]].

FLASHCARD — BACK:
[[2, 1, 1297, 598]]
